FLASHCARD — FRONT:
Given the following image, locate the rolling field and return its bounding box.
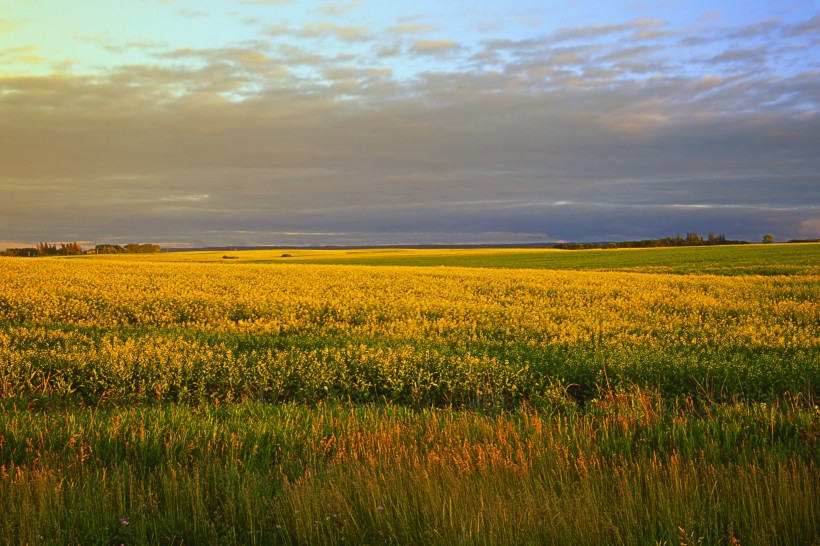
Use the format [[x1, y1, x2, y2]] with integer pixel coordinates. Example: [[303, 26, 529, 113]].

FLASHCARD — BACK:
[[1, 245, 818, 544]]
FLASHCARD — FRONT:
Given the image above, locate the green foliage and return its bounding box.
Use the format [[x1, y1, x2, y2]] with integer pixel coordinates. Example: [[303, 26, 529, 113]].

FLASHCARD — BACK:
[[554, 231, 741, 249], [0, 400, 818, 545], [0, 247, 38, 257], [94, 243, 161, 254], [2, 326, 817, 408]]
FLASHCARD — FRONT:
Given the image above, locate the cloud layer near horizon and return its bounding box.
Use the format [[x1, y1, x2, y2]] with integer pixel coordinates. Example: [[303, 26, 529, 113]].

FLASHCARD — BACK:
[[1, 2, 818, 247]]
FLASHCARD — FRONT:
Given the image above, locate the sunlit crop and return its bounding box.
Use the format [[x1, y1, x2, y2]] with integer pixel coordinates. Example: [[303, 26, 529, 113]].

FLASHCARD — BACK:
[[1, 257, 817, 405]]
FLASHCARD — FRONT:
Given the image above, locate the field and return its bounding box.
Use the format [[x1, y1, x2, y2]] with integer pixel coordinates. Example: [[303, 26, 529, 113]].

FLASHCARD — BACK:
[[90, 243, 820, 276], [1, 244, 818, 544]]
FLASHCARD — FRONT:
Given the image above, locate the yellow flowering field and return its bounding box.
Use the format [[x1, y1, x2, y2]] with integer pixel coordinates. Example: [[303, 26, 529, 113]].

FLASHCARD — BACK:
[[1, 255, 817, 405]]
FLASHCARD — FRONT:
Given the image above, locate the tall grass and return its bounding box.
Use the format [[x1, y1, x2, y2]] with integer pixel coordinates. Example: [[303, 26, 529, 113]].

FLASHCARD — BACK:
[[1, 396, 818, 544]]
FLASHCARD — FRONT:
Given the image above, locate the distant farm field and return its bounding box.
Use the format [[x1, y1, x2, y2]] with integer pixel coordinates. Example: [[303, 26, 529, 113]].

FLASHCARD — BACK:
[[85, 242, 820, 275], [1, 245, 818, 544]]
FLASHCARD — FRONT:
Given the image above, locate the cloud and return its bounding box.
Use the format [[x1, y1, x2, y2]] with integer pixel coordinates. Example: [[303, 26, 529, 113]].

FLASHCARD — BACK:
[[475, 20, 504, 33], [725, 19, 780, 39], [1, 14, 818, 245], [0, 18, 17, 33], [549, 18, 665, 43], [263, 22, 371, 42], [73, 33, 110, 45], [126, 40, 167, 49], [699, 11, 723, 23], [784, 14, 820, 37], [410, 39, 462, 55], [331, 24, 370, 41], [158, 194, 211, 202], [0, 46, 42, 64], [177, 7, 207, 18], [798, 219, 820, 236], [707, 46, 769, 66], [237, 0, 294, 4], [386, 23, 437, 35], [314, 1, 361, 17]]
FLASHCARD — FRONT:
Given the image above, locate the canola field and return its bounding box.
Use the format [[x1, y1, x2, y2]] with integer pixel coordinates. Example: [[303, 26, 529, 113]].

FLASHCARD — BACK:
[[1, 248, 817, 406], [0, 245, 818, 545]]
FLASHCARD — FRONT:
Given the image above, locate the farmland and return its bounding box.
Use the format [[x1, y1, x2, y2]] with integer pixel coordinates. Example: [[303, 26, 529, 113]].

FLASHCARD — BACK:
[[0, 244, 818, 544]]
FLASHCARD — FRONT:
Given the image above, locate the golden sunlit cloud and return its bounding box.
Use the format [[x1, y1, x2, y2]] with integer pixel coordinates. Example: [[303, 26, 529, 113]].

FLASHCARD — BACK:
[[386, 23, 437, 35], [0, 18, 17, 33], [314, 1, 361, 17], [411, 39, 461, 54]]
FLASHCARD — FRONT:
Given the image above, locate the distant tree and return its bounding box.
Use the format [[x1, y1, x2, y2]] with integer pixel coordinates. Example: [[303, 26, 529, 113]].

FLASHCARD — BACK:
[[762, 233, 775, 244], [61, 241, 82, 255], [553, 232, 747, 250], [36, 242, 60, 256], [1, 247, 38, 257], [95, 244, 122, 254], [124, 243, 161, 253], [94, 243, 160, 254]]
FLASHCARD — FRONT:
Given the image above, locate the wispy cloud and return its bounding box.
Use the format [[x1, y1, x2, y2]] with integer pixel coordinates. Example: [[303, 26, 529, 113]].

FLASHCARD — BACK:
[[314, 1, 361, 17], [386, 23, 437, 35], [237, 0, 294, 4], [159, 194, 211, 202], [0, 18, 17, 33], [263, 22, 371, 42], [0, 45, 41, 64], [783, 14, 820, 37], [410, 39, 462, 55], [177, 7, 207, 18]]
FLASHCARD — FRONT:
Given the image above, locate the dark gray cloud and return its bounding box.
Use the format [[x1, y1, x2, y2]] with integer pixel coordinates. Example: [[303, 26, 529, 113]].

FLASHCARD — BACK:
[[1, 14, 819, 247]]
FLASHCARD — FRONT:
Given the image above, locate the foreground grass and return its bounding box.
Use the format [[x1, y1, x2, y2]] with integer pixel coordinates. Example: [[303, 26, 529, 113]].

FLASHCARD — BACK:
[[1, 396, 818, 545]]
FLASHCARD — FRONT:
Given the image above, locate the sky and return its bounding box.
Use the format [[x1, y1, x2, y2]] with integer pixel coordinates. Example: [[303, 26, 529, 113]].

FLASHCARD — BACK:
[[1, 0, 818, 248]]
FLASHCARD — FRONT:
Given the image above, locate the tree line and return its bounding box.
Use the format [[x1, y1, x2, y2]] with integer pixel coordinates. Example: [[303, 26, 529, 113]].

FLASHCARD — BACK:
[[92, 243, 162, 254], [554, 232, 747, 250], [1, 242, 161, 257]]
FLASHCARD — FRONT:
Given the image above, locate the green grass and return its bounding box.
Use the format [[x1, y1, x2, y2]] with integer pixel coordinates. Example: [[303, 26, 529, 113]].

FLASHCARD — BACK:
[[4, 323, 818, 409], [286, 244, 820, 275], [79, 243, 820, 276], [1, 398, 818, 545]]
